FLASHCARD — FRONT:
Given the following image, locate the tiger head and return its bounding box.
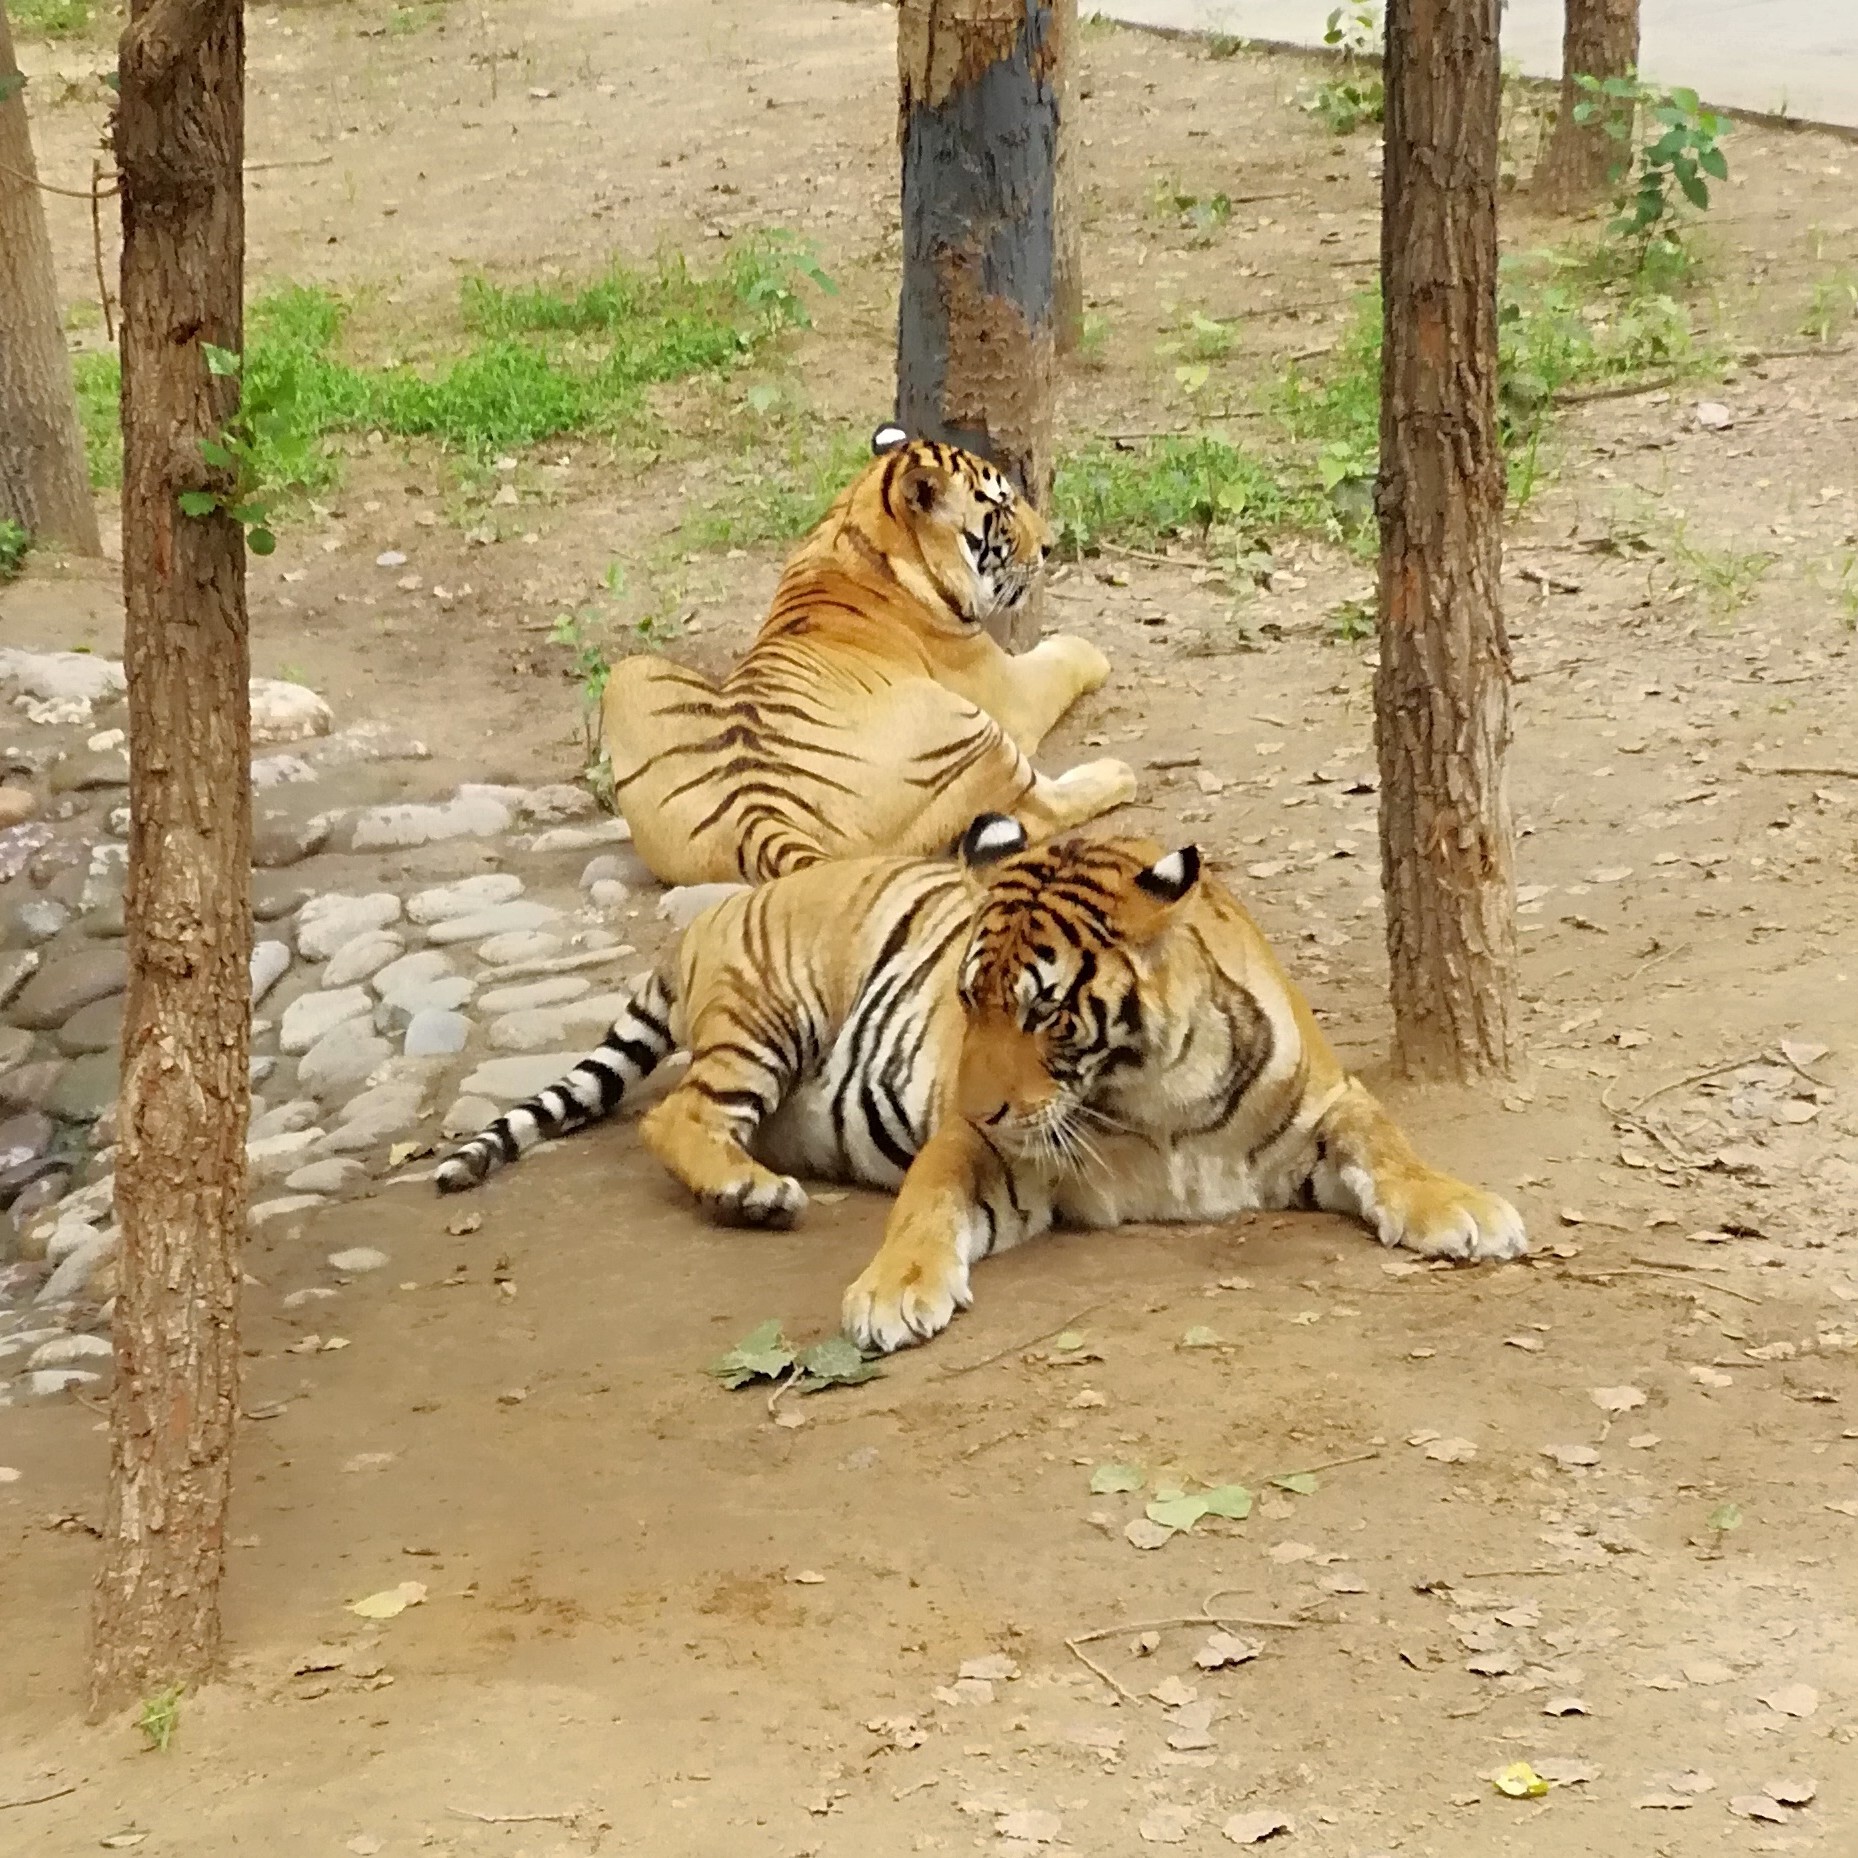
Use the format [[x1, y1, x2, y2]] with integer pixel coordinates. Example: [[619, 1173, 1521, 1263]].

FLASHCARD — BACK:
[[951, 814, 1202, 1164], [852, 425, 1052, 632]]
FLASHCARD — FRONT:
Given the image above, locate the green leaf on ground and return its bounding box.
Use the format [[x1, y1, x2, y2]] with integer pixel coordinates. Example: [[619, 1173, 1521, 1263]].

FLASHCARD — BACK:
[[1147, 1491, 1212, 1531], [794, 1335, 883, 1391], [1090, 1462, 1144, 1495], [1180, 1325, 1222, 1348], [1271, 1472, 1319, 1496], [1201, 1483, 1253, 1520], [710, 1318, 795, 1389]]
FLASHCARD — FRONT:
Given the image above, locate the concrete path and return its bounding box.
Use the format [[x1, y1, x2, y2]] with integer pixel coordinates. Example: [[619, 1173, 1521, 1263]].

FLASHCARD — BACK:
[[1089, 1, 1858, 130]]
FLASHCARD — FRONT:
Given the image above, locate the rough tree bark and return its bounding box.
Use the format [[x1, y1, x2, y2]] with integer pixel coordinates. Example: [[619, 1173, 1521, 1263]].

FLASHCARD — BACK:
[[0, 4, 102, 552], [896, 0, 1059, 649], [1536, 0, 1640, 212], [1374, 0, 1518, 1082], [89, 0, 252, 1718], [1050, 0, 1083, 355]]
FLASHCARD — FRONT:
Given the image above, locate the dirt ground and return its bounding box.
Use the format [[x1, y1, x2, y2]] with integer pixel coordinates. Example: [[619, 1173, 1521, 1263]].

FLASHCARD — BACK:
[[4, 2, 1858, 1853]]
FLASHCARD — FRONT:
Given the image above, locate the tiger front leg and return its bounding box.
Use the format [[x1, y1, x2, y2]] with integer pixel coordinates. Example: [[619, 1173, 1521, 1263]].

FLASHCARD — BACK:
[[841, 1123, 1043, 1352], [990, 635, 1114, 754], [1310, 1077, 1527, 1263], [1015, 758, 1139, 840]]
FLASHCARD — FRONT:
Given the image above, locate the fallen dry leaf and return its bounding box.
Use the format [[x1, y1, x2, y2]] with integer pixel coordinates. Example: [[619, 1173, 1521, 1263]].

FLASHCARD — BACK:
[[1149, 1675, 1199, 1708], [1758, 1683, 1819, 1719], [1424, 1437, 1477, 1464], [1542, 1696, 1588, 1716], [1222, 1810, 1293, 1844], [960, 1652, 1020, 1683], [1195, 1632, 1262, 1670], [1139, 1803, 1195, 1844], [347, 1580, 427, 1620], [1591, 1385, 1646, 1414], [1728, 1795, 1788, 1824], [1682, 1658, 1734, 1686], [1542, 1443, 1601, 1468], [997, 1808, 1062, 1843], [1765, 1775, 1817, 1806], [1125, 1517, 1174, 1551], [1688, 1365, 1734, 1388]]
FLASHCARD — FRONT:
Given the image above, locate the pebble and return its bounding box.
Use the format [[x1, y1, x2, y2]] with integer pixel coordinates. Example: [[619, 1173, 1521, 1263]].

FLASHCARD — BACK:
[[281, 1286, 338, 1309], [658, 883, 748, 929], [48, 748, 130, 793], [26, 1332, 113, 1370], [284, 1157, 365, 1194], [57, 994, 124, 1056], [296, 1022, 393, 1100], [0, 1110, 55, 1170], [80, 844, 128, 912], [16, 949, 144, 1030], [251, 752, 317, 789], [0, 952, 42, 1016], [249, 1098, 321, 1140], [477, 976, 591, 1013], [77, 899, 125, 940], [403, 1008, 471, 1057], [0, 1026, 34, 1074], [249, 678, 334, 745], [252, 800, 336, 868], [587, 879, 631, 911], [350, 791, 513, 850], [328, 1246, 388, 1273], [476, 930, 564, 966], [487, 992, 629, 1053], [442, 1094, 499, 1137], [0, 1060, 65, 1113], [8, 1171, 70, 1229], [324, 930, 406, 987], [253, 877, 314, 922], [249, 1194, 327, 1229], [524, 819, 631, 853], [0, 784, 38, 827], [297, 892, 403, 960], [279, 986, 373, 1055], [426, 900, 561, 946], [460, 1053, 585, 1099], [250, 939, 292, 1004], [406, 873, 524, 924], [303, 722, 430, 769]]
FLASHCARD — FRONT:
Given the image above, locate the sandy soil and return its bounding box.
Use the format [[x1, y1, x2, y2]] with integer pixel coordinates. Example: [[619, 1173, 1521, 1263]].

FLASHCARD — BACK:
[[3, 3, 1857, 1853]]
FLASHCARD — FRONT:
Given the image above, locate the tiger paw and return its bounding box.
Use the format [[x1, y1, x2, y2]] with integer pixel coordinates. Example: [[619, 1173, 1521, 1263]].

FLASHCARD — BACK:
[[1054, 757, 1139, 810], [1037, 634, 1113, 695], [1369, 1169, 1527, 1263], [841, 1243, 973, 1353], [702, 1171, 808, 1230]]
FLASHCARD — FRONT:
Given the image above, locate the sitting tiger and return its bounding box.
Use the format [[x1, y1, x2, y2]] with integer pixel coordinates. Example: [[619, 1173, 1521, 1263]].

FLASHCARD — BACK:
[[602, 427, 1137, 885], [436, 816, 1526, 1352]]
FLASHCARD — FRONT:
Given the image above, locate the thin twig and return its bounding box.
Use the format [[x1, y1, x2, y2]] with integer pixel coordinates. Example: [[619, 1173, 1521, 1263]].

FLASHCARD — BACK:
[[1065, 1593, 1306, 1702], [0, 156, 115, 201], [1098, 541, 1189, 570], [1607, 1051, 1767, 1118], [1515, 565, 1581, 594], [1559, 1264, 1762, 1304], [1553, 370, 1678, 406], [1264, 1448, 1382, 1480], [960, 1423, 1029, 1460], [937, 1302, 1105, 1377], [244, 155, 335, 173], [0, 1783, 80, 1811], [1454, 1566, 1579, 1581], [448, 1805, 582, 1826], [1745, 763, 1858, 780], [1065, 1636, 1140, 1703], [89, 159, 113, 343]]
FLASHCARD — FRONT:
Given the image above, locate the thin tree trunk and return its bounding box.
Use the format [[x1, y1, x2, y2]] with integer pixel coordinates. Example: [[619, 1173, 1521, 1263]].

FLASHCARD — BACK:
[[896, 0, 1059, 649], [1536, 0, 1640, 212], [0, 4, 101, 552], [1051, 0, 1083, 356], [89, 0, 251, 1719], [1375, 0, 1518, 1082]]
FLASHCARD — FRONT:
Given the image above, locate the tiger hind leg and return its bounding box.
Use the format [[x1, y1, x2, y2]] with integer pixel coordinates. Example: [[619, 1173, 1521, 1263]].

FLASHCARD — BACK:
[[637, 1022, 809, 1229], [434, 973, 678, 1192]]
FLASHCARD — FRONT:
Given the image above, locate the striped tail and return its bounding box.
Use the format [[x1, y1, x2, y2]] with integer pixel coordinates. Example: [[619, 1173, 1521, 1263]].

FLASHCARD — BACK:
[[434, 972, 678, 1193]]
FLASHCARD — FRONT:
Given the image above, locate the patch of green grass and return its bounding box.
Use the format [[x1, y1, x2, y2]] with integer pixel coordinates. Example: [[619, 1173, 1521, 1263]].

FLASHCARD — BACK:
[[0, 522, 29, 582], [1665, 521, 1777, 617], [677, 424, 869, 551], [73, 351, 122, 488], [10, 0, 92, 37], [1053, 436, 1319, 557], [137, 1683, 184, 1753], [67, 233, 831, 499]]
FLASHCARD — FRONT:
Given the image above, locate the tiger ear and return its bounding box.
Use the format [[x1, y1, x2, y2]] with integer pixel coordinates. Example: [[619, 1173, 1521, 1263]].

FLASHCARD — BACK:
[[1134, 846, 1201, 905], [871, 422, 909, 455], [896, 454, 947, 517], [959, 813, 1029, 871]]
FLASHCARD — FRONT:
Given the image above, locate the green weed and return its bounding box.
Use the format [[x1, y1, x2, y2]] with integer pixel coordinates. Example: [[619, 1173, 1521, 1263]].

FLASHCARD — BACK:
[[137, 1683, 184, 1753], [1800, 272, 1858, 345], [1834, 552, 1858, 630], [1151, 180, 1234, 246], [0, 522, 28, 582], [9, 0, 92, 37], [1327, 595, 1375, 642], [677, 425, 868, 551], [72, 351, 122, 488], [1665, 519, 1776, 616], [1301, 3, 1384, 134]]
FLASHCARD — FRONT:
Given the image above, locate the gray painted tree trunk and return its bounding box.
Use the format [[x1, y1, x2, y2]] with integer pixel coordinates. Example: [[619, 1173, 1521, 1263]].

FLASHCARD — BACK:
[[0, 5, 101, 553], [896, 0, 1060, 649]]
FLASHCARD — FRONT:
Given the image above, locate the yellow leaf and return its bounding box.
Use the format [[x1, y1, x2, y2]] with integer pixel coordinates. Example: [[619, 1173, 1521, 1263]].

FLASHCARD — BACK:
[[348, 1580, 428, 1620], [1494, 1761, 1550, 1799]]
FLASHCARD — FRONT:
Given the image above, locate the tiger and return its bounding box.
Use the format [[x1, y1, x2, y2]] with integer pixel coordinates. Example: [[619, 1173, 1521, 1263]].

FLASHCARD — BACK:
[[601, 426, 1138, 886], [435, 814, 1527, 1353]]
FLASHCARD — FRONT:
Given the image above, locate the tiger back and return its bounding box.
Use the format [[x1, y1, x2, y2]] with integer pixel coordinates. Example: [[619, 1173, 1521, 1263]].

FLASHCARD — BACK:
[[601, 428, 1137, 886]]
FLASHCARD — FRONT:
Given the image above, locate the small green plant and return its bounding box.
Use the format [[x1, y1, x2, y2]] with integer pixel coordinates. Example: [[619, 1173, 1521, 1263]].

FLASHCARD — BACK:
[[9, 0, 92, 38], [0, 521, 28, 582], [1302, 3, 1384, 134], [1075, 310, 1111, 371], [1801, 271, 1858, 345], [1327, 595, 1375, 642], [180, 343, 281, 555], [1665, 519, 1776, 617], [1053, 436, 1313, 558], [1205, 32, 1245, 61], [1834, 552, 1858, 630], [137, 1683, 184, 1752], [1151, 179, 1233, 245], [1573, 77, 1729, 278]]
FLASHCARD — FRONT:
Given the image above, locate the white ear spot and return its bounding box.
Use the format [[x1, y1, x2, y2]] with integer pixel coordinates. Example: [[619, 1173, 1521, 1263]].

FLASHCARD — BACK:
[[962, 813, 1029, 866], [1136, 845, 1201, 902], [1151, 852, 1187, 887], [872, 423, 908, 454]]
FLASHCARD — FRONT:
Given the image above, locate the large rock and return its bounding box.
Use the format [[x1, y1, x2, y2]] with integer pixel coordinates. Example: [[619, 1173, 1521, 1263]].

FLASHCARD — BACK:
[[249, 1193, 326, 1230], [658, 883, 749, 930], [253, 800, 335, 868], [426, 900, 561, 946], [442, 1093, 498, 1137], [249, 678, 333, 745], [476, 930, 564, 967], [303, 721, 430, 769], [251, 940, 292, 1004], [520, 784, 598, 823], [296, 1021, 392, 1100], [0, 1059, 65, 1113], [0, 648, 126, 712], [4, 896, 71, 948], [487, 992, 629, 1053], [374, 975, 475, 1031], [35, 1229, 116, 1303], [27, 1332, 114, 1370], [80, 844, 128, 913], [316, 1073, 430, 1153], [251, 752, 317, 789], [48, 1052, 117, 1124], [248, 1128, 325, 1180], [324, 930, 405, 987], [9, 947, 127, 1031], [371, 948, 456, 1001], [524, 819, 631, 853], [249, 1097, 321, 1141], [403, 1008, 470, 1057], [57, 994, 124, 1056], [284, 1156, 364, 1194], [279, 987, 373, 1055], [406, 873, 524, 924], [478, 975, 591, 1013], [297, 892, 403, 961], [0, 822, 57, 882], [0, 949, 41, 1011], [253, 877, 315, 923], [0, 1110, 55, 1170], [350, 791, 513, 850], [47, 748, 129, 793], [0, 1025, 35, 1075]]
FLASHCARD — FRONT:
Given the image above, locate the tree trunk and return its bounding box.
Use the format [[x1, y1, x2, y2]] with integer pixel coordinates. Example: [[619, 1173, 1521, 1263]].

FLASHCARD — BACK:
[[1050, 0, 1083, 356], [1374, 0, 1518, 1083], [1535, 0, 1640, 213], [896, 0, 1059, 649], [0, 4, 101, 552], [89, 0, 251, 1720]]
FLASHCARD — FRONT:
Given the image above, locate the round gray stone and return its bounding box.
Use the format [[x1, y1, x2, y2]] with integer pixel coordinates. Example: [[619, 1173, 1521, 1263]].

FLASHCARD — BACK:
[[284, 1157, 365, 1195], [324, 929, 406, 988], [477, 976, 592, 1013], [442, 1093, 498, 1137], [251, 939, 292, 1005], [372, 948, 456, 1001], [296, 893, 403, 961], [57, 993, 124, 1056], [47, 1052, 117, 1124], [406, 873, 524, 925], [279, 987, 373, 1055], [475, 930, 565, 967], [8, 946, 128, 1031], [427, 900, 561, 946], [296, 1022, 392, 1101], [5, 896, 71, 947], [328, 1246, 389, 1273], [486, 992, 629, 1053], [403, 1008, 471, 1057], [0, 1109, 55, 1170], [249, 1098, 322, 1141]]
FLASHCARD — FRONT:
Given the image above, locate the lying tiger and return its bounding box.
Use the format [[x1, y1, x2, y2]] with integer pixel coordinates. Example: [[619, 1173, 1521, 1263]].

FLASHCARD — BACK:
[[602, 427, 1137, 885], [437, 816, 1526, 1352]]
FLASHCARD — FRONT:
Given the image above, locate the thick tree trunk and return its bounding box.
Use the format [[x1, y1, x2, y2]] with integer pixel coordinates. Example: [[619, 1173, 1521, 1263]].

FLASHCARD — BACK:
[[1050, 0, 1083, 356], [1374, 0, 1518, 1082], [896, 0, 1059, 649], [0, 5, 101, 552], [89, 0, 251, 1719], [1536, 0, 1640, 212]]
